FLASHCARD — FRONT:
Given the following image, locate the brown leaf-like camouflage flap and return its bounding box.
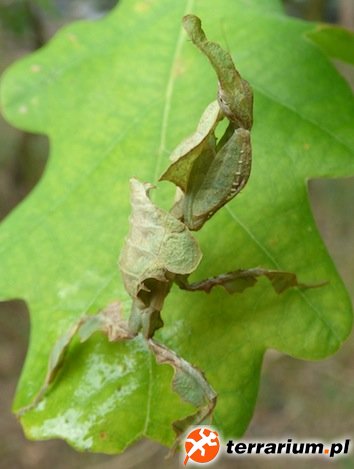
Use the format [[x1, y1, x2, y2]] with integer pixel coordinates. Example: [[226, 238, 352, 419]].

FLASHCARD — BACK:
[[119, 178, 202, 306]]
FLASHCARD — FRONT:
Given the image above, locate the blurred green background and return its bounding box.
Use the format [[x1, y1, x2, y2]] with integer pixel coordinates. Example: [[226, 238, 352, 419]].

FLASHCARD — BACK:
[[0, 1, 353, 468]]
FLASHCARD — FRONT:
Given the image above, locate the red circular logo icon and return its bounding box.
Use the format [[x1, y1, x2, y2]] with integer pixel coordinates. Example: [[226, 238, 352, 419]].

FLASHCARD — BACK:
[[184, 427, 220, 465]]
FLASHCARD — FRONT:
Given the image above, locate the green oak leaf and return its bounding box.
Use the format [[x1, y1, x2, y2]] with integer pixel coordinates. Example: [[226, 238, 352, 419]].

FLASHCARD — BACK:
[[306, 24, 354, 65], [0, 0, 353, 454]]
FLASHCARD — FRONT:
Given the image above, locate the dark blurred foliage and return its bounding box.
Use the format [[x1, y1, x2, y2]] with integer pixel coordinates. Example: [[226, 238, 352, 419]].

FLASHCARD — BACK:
[[283, 0, 354, 27], [284, 0, 338, 21]]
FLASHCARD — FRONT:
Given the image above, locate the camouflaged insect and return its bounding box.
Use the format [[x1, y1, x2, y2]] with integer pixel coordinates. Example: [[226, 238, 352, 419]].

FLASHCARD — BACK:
[[18, 15, 322, 446]]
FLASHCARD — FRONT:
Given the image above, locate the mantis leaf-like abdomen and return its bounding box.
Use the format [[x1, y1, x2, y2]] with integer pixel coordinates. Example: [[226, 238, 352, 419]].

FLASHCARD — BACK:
[[183, 14, 253, 130], [160, 100, 221, 191], [184, 128, 251, 230]]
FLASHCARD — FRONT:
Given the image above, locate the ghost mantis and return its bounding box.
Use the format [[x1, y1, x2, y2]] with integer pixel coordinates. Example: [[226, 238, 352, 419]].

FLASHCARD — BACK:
[[17, 15, 324, 445]]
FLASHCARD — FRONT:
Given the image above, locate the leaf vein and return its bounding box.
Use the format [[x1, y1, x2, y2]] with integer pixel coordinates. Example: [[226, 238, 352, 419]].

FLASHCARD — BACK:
[[153, 0, 196, 183]]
